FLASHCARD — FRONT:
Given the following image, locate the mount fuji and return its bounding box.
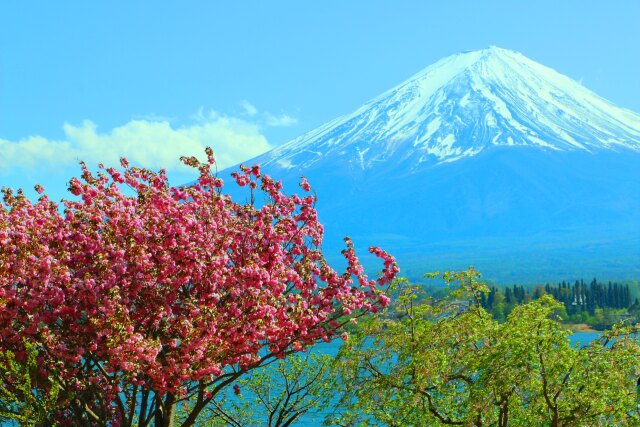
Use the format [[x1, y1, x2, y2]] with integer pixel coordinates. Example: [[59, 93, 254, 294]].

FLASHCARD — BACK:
[[224, 47, 640, 282]]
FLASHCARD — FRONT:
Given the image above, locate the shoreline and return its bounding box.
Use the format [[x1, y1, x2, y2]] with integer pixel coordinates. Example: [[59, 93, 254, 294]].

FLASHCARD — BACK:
[[563, 323, 598, 333]]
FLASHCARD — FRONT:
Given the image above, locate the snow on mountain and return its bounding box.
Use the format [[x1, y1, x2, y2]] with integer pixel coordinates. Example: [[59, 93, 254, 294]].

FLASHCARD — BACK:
[[256, 46, 640, 173], [221, 47, 640, 282]]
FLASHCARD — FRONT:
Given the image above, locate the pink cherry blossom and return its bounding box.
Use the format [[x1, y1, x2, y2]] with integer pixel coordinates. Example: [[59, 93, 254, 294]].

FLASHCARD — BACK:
[[0, 149, 398, 425]]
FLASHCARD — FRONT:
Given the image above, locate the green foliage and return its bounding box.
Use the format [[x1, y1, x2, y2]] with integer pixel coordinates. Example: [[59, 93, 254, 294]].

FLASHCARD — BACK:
[[5, 270, 639, 427], [479, 278, 635, 328], [0, 340, 62, 426], [195, 352, 337, 427], [331, 269, 640, 426]]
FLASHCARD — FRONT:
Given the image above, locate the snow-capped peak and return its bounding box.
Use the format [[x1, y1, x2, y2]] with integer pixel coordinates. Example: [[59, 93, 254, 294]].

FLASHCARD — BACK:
[[256, 47, 640, 172]]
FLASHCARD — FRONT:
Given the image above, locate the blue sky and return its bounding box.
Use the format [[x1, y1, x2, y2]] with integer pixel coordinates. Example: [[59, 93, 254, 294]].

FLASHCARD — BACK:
[[1, 0, 639, 201]]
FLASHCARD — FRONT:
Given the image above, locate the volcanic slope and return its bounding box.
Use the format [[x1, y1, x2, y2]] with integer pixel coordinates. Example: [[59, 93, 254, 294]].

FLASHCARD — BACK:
[[226, 47, 640, 282]]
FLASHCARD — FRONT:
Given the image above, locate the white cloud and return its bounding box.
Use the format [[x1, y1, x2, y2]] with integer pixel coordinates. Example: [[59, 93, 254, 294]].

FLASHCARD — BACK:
[[238, 101, 298, 127], [265, 113, 298, 127], [0, 114, 273, 173], [239, 100, 258, 117]]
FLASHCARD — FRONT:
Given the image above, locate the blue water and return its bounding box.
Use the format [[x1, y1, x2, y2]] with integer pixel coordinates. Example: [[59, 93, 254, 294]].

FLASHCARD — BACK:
[[569, 330, 601, 347]]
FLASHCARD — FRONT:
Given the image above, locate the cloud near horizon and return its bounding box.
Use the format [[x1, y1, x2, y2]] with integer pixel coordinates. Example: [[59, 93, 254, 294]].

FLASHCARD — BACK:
[[0, 109, 293, 174], [237, 100, 298, 127]]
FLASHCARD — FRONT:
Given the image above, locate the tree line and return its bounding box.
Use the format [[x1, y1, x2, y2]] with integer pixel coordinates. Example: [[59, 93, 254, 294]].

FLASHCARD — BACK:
[[479, 279, 634, 326]]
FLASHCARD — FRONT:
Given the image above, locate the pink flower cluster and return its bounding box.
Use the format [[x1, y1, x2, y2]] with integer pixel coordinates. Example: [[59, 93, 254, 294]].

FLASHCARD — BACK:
[[0, 148, 398, 421]]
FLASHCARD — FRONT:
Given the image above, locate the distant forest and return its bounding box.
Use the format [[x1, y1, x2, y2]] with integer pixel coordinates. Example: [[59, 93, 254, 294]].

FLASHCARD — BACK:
[[478, 279, 637, 328]]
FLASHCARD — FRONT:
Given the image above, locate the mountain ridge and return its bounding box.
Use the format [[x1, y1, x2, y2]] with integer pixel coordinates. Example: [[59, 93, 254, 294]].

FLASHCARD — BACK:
[[219, 47, 640, 282], [256, 46, 640, 174]]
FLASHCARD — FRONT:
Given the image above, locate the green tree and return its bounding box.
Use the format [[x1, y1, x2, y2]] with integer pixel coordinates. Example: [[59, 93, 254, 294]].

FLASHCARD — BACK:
[[0, 340, 62, 426], [330, 270, 502, 426], [196, 352, 337, 427], [497, 296, 640, 426], [331, 270, 640, 427]]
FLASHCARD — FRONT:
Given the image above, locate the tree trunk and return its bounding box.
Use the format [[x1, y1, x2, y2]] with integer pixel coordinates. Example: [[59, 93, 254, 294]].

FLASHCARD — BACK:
[[499, 402, 508, 427], [154, 395, 164, 427], [162, 393, 177, 427], [180, 399, 208, 427], [154, 393, 177, 427]]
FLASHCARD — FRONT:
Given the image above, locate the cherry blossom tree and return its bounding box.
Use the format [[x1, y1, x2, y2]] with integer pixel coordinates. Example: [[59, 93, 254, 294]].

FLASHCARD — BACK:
[[0, 148, 398, 426]]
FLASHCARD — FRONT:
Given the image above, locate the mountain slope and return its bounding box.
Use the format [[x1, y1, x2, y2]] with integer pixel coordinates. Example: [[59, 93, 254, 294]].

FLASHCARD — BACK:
[[258, 46, 640, 173], [223, 47, 640, 282]]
